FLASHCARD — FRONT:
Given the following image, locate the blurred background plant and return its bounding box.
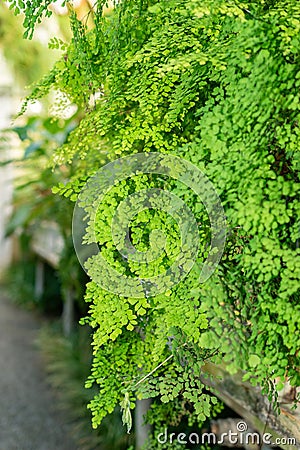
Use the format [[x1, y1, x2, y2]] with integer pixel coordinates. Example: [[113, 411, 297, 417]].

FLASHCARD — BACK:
[[37, 323, 135, 450], [0, 2, 58, 87], [3, 112, 80, 314]]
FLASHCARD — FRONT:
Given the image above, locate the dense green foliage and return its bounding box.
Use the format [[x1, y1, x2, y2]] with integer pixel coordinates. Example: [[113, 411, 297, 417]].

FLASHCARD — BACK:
[[9, 0, 300, 446]]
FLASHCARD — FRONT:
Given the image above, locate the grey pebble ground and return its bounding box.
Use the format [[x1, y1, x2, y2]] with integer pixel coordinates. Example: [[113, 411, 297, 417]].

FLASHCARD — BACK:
[[0, 292, 77, 450]]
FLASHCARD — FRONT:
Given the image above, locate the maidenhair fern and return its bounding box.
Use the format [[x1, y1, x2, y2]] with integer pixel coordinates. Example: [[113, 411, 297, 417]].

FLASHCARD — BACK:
[[10, 0, 300, 443]]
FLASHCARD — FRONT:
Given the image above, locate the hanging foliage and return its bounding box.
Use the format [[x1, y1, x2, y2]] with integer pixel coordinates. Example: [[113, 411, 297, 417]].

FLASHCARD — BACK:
[[9, 0, 300, 445]]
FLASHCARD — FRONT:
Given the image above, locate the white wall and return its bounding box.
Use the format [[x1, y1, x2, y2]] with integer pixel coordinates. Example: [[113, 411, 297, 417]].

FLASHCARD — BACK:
[[0, 51, 14, 276]]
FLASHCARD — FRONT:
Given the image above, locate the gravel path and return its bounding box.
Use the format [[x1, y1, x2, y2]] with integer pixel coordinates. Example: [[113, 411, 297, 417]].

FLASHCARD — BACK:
[[0, 292, 77, 450]]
